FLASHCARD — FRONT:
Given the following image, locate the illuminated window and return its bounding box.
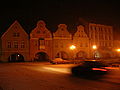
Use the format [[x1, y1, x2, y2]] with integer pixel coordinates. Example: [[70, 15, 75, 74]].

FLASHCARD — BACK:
[[14, 41, 18, 48], [7, 41, 11, 48], [21, 41, 25, 48]]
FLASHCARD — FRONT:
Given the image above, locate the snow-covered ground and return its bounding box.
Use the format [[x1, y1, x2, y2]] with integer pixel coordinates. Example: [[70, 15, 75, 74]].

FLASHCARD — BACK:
[[0, 62, 120, 90]]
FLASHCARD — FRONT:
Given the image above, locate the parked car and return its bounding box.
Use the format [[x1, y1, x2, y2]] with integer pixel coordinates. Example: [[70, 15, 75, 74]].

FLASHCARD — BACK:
[[50, 58, 70, 64], [71, 60, 109, 76]]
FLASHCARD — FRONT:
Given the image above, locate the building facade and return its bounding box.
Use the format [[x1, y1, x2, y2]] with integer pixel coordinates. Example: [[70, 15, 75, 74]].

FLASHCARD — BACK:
[[88, 23, 114, 58], [1, 21, 29, 62], [30, 20, 53, 61], [0, 20, 115, 62], [53, 24, 72, 60]]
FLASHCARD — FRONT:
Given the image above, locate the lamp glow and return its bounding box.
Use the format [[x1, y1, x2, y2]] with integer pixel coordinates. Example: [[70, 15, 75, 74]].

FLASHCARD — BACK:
[[70, 45, 76, 50], [92, 45, 97, 50]]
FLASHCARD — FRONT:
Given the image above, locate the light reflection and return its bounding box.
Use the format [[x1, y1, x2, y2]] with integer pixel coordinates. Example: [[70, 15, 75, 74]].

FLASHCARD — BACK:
[[42, 67, 70, 74]]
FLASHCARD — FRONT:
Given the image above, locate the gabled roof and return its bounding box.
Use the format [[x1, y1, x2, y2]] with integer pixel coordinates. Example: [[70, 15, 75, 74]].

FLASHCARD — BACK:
[[1, 20, 28, 39]]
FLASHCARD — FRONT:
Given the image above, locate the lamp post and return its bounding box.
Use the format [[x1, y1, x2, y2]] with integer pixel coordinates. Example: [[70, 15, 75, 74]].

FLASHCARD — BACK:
[[70, 45, 76, 60], [92, 45, 97, 59]]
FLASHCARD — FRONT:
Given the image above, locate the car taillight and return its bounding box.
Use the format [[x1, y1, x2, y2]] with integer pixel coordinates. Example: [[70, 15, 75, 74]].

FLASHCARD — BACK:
[[92, 68, 107, 71]]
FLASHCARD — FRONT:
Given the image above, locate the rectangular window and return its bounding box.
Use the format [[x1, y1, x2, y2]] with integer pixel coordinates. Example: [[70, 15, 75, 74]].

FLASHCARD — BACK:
[[13, 33, 20, 37], [14, 41, 18, 48], [8, 41, 11, 48], [39, 38, 45, 49], [21, 41, 25, 48]]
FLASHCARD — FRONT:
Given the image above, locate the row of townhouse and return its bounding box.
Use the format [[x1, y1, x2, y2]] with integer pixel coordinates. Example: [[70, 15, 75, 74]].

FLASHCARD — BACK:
[[0, 20, 115, 62]]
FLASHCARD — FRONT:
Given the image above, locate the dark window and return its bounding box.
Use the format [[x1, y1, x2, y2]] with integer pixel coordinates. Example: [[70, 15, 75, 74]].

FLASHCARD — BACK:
[[8, 42, 11, 48]]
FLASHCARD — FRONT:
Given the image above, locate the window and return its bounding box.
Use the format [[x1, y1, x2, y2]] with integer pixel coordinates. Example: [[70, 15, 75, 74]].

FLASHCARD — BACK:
[[14, 41, 18, 48], [21, 41, 25, 48], [39, 38, 45, 49], [13, 32, 20, 37], [7, 41, 11, 48]]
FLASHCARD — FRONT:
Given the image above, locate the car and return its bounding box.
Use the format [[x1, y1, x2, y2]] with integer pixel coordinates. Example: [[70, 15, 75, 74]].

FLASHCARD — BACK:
[[71, 60, 109, 76], [50, 58, 70, 64]]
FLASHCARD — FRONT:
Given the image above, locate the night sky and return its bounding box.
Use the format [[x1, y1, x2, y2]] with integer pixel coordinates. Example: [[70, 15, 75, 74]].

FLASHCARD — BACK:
[[0, 0, 120, 35]]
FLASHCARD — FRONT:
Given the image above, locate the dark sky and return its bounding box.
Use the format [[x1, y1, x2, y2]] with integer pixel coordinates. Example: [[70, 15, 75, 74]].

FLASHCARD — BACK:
[[0, 0, 120, 35]]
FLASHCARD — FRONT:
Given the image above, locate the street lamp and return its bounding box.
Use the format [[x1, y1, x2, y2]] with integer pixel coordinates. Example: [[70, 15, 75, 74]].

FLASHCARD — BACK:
[[92, 45, 97, 50], [70, 45, 76, 60], [116, 49, 120, 52], [70, 45, 76, 50], [116, 48, 120, 57], [92, 45, 97, 59]]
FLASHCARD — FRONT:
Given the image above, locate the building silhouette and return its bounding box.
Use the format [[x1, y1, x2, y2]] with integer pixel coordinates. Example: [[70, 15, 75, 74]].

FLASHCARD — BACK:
[[0, 20, 116, 62]]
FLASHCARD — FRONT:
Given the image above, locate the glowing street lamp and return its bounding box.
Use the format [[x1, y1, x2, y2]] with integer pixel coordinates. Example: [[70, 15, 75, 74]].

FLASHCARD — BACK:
[[116, 49, 120, 52], [116, 48, 120, 57], [70, 45, 76, 60], [92, 45, 97, 59], [70, 45, 76, 50], [92, 45, 97, 50]]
